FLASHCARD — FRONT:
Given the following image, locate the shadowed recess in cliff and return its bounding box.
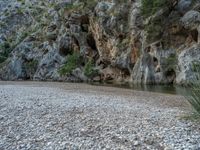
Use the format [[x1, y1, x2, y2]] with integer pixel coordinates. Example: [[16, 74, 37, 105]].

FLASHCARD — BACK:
[[191, 29, 198, 42], [165, 69, 176, 84], [87, 34, 97, 51]]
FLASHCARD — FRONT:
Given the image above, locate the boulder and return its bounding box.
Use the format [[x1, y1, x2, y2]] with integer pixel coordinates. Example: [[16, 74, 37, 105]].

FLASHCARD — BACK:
[[176, 0, 192, 14], [181, 10, 200, 43], [176, 45, 200, 84]]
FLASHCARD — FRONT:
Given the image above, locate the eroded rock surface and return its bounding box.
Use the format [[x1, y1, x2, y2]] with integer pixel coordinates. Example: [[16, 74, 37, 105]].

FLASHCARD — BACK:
[[0, 0, 200, 85]]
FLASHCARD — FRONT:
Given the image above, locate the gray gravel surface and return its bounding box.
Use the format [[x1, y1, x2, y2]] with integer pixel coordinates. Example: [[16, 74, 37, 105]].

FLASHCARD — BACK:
[[0, 81, 200, 150]]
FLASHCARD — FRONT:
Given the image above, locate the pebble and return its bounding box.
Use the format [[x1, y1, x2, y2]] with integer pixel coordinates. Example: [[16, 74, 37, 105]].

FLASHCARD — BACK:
[[0, 83, 200, 149], [133, 141, 139, 146]]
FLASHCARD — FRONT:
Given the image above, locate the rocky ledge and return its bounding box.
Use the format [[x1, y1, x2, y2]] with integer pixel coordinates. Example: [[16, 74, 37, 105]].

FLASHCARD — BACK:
[[0, 82, 199, 149]]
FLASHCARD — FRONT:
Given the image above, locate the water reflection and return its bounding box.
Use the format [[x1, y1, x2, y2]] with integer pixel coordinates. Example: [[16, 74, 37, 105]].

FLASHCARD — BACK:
[[90, 82, 186, 95]]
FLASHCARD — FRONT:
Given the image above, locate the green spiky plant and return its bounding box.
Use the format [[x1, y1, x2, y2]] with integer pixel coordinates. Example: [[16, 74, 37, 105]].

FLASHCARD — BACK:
[[184, 62, 200, 117], [186, 85, 200, 115]]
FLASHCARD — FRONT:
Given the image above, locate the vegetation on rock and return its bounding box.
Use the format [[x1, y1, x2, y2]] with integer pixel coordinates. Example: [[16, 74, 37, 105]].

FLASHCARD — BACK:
[[59, 52, 80, 76], [84, 59, 98, 78], [141, 0, 169, 18], [0, 42, 11, 63], [24, 59, 38, 78]]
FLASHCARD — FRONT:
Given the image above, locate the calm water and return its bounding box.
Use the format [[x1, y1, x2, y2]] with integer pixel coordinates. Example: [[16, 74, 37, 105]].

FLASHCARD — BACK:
[[90, 83, 186, 95], [0, 81, 186, 95]]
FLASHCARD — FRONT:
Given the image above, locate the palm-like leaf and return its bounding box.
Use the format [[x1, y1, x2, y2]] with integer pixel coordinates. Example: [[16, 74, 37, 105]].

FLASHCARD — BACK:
[[184, 66, 200, 115]]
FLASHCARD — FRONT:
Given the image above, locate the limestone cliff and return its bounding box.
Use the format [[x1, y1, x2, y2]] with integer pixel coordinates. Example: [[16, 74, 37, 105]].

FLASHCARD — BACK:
[[0, 0, 200, 85]]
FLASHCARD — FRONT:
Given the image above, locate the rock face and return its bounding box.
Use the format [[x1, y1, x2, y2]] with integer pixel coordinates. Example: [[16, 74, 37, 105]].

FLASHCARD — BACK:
[[181, 10, 200, 43], [0, 0, 200, 85], [176, 45, 200, 84]]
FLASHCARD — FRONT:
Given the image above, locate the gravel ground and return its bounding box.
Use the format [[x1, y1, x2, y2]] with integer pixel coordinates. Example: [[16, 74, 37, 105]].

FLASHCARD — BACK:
[[0, 81, 200, 150]]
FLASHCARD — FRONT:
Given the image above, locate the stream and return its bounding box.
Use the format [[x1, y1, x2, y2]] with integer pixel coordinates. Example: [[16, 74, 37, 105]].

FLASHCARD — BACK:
[[91, 82, 186, 95]]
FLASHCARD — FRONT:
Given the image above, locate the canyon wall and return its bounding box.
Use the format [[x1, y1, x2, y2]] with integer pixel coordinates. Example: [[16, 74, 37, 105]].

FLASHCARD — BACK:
[[0, 0, 200, 85]]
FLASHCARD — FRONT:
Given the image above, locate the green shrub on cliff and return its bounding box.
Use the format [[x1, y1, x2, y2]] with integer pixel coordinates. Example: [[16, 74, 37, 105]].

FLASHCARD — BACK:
[[192, 61, 200, 73], [141, 0, 168, 17], [79, 0, 97, 12], [59, 52, 80, 76], [84, 59, 98, 78], [0, 42, 11, 63], [25, 59, 38, 77]]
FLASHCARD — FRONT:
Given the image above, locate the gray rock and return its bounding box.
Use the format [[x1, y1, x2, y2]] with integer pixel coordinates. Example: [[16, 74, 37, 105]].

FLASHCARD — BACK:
[[176, 45, 200, 84], [72, 68, 87, 81], [177, 0, 192, 14], [181, 10, 200, 43]]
